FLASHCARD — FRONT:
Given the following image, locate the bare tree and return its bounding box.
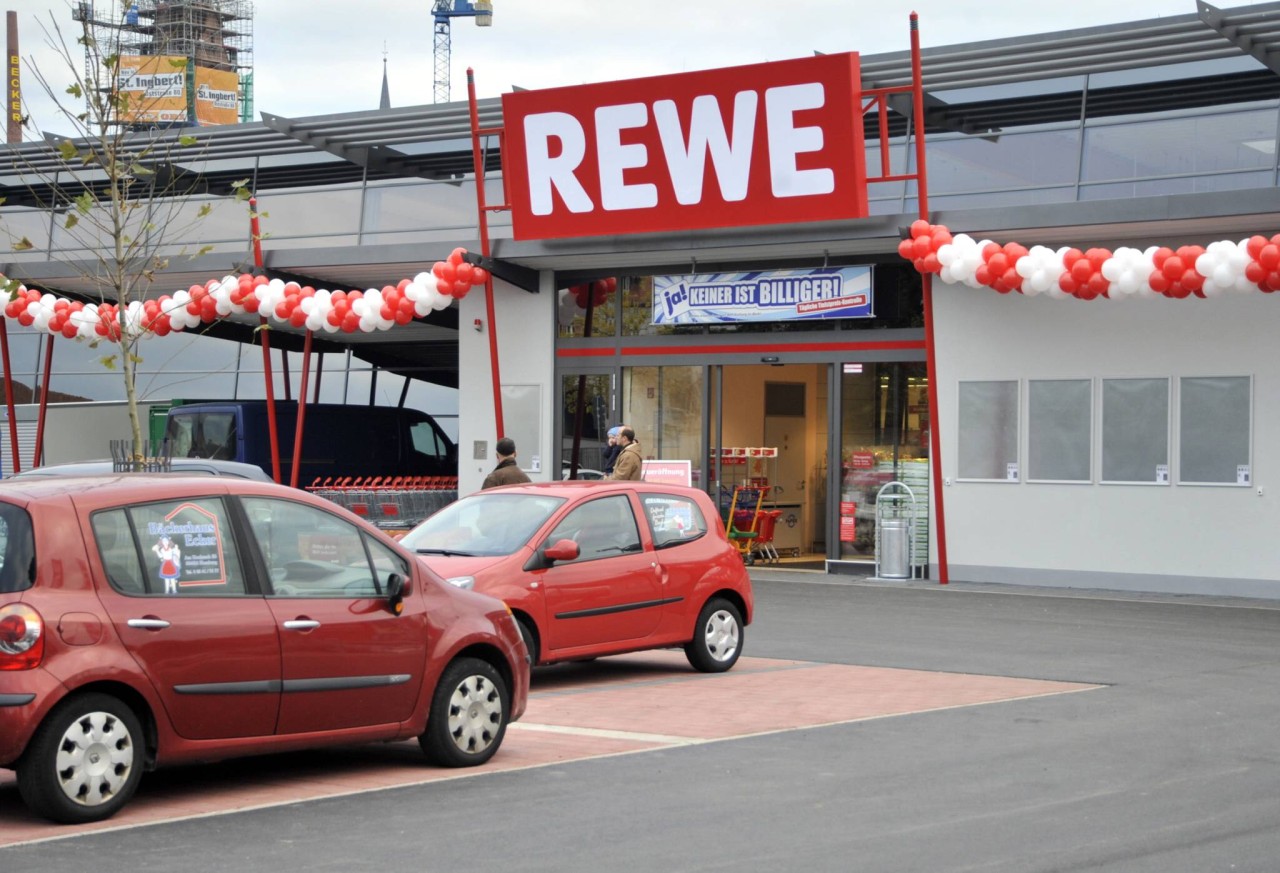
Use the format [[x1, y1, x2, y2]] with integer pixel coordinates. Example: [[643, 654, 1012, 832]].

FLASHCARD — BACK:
[[7, 7, 248, 467]]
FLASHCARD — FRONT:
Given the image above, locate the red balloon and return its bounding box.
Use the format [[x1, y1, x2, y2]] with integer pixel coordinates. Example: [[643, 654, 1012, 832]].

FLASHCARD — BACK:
[[243, 296, 261, 314], [1163, 257, 1185, 280], [394, 310, 413, 325], [342, 312, 360, 332], [1070, 260, 1093, 283], [471, 267, 491, 286], [1149, 272, 1171, 293], [398, 278, 411, 291], [1245, 262, 1267, 283], [975, 265, 992, 286], [909, 219, 932, 238], [1247, 235, 1268, 259], [448, 247, 467, 266], [289, 309, 307, 327], [437, 262, 457, 284], [455, 262, 474, 285], [897, 238, 915, 260], [275, 301, 291, 319], [920, 253, 941, 274], [436, 277, 452, 296], [451, 279, 470, 299], [380, 305, 394, 320], [912, 236, 932, 260], [988, 253, 1009, 275], [1260, 245, 1280, 270], [432, 261, 448, 279]]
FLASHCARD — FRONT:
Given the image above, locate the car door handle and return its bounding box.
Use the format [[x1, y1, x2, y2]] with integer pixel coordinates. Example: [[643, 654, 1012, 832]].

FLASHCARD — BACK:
[[283, 619, 321, 631], [127, 618, 171, 630]]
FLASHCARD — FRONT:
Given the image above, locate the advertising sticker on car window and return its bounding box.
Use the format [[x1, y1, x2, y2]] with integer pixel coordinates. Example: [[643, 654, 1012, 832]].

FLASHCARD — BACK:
[[143, 502, 227, 591]]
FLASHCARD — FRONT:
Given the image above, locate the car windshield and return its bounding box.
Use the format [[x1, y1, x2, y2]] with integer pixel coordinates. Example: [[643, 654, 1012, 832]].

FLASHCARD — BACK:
[[402, 492, 566, 557]]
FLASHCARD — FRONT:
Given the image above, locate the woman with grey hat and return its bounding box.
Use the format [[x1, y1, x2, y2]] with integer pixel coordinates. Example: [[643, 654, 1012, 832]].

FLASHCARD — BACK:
[[602, 425, 625, 476]]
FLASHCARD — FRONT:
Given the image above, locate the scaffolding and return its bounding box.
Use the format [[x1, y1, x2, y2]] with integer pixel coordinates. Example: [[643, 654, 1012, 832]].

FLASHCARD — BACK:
[[72, 1, 255, 126]]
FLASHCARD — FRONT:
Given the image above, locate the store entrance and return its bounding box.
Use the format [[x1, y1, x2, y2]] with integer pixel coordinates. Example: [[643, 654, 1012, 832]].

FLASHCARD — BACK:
[[834, 361, 931, 571], [712, 364, 828, 568]]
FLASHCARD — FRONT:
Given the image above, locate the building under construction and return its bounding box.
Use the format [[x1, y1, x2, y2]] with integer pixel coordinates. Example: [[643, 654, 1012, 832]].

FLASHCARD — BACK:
[[72, 1, 254, 127]]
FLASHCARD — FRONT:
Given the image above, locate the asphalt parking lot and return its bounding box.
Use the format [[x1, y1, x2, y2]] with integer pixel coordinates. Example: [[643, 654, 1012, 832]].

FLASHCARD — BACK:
[[5, 570, 1280, 872]]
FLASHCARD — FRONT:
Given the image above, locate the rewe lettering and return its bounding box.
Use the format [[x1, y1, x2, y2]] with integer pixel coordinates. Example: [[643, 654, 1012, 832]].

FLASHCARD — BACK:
[[523, 82, 834, 216]]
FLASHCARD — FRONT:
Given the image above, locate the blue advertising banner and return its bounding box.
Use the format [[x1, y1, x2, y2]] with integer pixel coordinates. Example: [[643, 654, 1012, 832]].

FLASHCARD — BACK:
[[653, 267, 873, 325]]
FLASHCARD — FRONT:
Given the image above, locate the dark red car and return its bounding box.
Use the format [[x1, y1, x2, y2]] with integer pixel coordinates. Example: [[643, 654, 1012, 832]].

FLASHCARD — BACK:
[[400, 481, 754, 671], [0, 475, 529, 824]]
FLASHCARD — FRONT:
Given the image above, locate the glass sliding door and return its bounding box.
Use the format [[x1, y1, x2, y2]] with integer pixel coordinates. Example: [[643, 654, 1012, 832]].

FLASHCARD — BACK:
[[620, 365, 706, 488], [560, 371, 615, 479]]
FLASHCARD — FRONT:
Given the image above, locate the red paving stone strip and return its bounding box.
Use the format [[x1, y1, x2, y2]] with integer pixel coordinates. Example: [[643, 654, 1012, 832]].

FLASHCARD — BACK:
[[0, 654, 1100, 848]]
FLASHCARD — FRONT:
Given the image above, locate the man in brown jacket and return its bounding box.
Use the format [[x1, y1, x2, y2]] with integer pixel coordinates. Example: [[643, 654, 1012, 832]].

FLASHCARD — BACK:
[[607, 427, 643, 481], [482, 437, 532, 489]]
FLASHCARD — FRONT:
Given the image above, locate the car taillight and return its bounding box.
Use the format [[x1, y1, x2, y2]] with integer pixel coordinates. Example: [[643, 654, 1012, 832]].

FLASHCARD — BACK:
[[0, 604, 44, 670]]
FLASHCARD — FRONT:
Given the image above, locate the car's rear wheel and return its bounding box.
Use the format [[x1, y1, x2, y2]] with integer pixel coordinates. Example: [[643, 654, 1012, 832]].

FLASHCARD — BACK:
[[685, 598, 744, 673], [17, 692, 144, 824], [419, 657, 509, 767]]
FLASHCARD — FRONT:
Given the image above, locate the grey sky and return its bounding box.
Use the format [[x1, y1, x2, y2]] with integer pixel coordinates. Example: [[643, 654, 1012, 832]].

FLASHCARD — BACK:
[[9, 0, 1220, 138]]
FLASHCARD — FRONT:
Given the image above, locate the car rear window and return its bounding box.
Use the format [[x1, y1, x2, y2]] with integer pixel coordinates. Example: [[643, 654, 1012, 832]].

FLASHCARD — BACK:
[[640, 494, 708, 549], [91, 499, 248, 597], [0, 502, 36, 593]]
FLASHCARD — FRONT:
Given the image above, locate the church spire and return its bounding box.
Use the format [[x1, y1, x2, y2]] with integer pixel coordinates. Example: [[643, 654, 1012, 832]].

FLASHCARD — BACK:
[[379, 46, 390, 110]]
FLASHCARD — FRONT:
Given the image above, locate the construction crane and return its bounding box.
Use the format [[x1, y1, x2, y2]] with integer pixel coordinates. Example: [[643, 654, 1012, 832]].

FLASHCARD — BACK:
[[432, 0, 492, 104]]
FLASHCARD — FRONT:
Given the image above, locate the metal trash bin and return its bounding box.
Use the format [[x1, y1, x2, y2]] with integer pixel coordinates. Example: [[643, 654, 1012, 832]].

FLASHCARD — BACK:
[[877, 517, 912, 579], [874, 481, 919, 580]]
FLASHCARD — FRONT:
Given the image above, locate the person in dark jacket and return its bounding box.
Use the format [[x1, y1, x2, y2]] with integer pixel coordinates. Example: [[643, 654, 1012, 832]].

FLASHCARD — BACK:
[[607, 427, 643, 481], [482, 437, 532, 489], [602, 425, 624, 476]]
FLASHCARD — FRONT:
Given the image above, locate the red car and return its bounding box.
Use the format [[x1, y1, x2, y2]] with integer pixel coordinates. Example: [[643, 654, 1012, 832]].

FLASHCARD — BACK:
[[400, 481, 754, 671], [0, 475, 529, 824]]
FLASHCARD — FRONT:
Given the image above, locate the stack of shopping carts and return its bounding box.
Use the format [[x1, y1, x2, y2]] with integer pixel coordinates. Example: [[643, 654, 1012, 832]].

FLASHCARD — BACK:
[[307, 476, 458, 530]]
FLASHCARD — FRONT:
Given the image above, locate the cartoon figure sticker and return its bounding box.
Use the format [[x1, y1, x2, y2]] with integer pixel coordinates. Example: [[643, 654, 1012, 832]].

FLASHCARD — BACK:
[[151, 535, 182, 594], [145, 502, 227, 592]]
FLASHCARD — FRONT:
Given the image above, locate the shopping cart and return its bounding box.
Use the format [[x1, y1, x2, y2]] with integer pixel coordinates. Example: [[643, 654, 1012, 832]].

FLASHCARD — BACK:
[[724, 486, 764, 565], [751, 509, 783, 564], [307, 475, 458, 531]]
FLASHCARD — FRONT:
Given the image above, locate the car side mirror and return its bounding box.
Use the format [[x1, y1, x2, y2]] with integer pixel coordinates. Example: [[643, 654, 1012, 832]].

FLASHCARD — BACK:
[[386, 573, 408, 615], [543, 539, 580, 564]]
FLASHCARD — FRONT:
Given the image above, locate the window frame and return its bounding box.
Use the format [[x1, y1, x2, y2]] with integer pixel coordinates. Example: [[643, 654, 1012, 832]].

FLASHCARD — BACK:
[[1099, 376, 1171, 486], [1177, 374, 1253, 487], [956, 379, 1021, 483]]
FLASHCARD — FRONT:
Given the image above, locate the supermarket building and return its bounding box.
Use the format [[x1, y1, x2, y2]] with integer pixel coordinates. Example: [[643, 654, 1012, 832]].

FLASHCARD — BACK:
[[5, 2, 1280, 597]]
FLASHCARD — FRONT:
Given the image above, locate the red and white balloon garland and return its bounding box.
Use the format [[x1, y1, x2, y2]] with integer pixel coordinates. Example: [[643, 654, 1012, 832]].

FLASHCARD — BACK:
[[428, 247, 491, 300], [898, 219, 1280, 300], [1, 248, 494, 342]]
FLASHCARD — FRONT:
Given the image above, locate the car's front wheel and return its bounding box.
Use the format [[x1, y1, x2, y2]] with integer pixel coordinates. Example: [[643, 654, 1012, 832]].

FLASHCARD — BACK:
[[517, 617, 540, 667], [17, 692, 144, 824], [419, 657, 509, 767], [685, 598, 744, 673]]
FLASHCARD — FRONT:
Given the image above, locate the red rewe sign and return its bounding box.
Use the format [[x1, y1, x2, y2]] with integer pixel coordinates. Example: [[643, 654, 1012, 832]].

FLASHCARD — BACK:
[[501, 53, 866, 241]]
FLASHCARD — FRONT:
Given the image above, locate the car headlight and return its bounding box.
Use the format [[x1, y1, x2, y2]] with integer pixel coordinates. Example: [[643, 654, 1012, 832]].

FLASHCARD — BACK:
[[446, 576, 475, 590]]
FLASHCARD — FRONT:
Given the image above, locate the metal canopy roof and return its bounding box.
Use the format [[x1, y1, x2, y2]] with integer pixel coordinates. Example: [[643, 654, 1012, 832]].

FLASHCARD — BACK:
[[4, 1, 1280, 387], [6, 2, 1280, 185]]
